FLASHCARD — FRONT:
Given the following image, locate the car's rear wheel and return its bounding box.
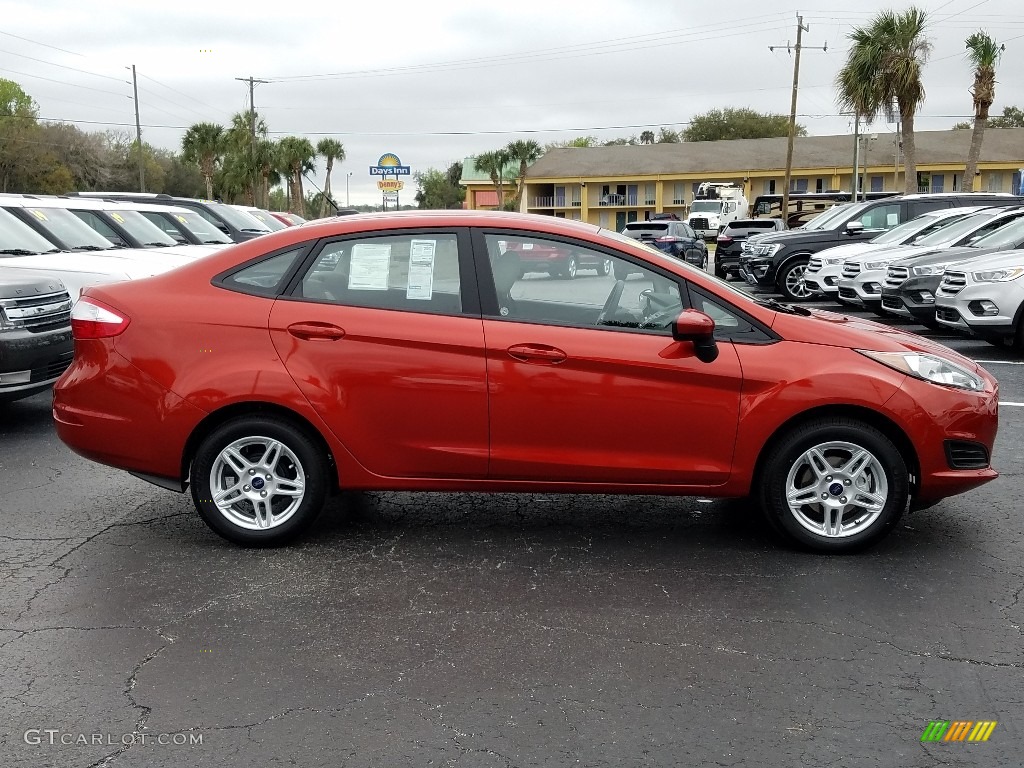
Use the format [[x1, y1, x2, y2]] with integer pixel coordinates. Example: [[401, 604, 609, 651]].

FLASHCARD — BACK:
[[561, 256, 578, 279], [597, 258, 612, 276], [777, 259, 813, 301], [758, 418, 909, 552], [191, 417, 329, 546]]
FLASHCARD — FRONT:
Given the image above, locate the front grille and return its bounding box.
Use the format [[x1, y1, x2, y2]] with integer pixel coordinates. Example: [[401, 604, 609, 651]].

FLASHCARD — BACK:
[[838, 287, 858, 299], [935, 306, 961, 323], [806, 256, 823, 274], [944, 440, 990, 470], [0, 290, 73, 333], [881, 295, 904, 310], [938, 271, 967, 296], [885, 266, 909, 289], [691, 217, 709, 230], [842, 262, 862, 278], [30, 351, 73, 383]]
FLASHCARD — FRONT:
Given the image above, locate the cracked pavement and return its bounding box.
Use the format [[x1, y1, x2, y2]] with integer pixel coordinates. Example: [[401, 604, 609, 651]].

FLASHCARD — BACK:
[[2, 332, 1023, 767]]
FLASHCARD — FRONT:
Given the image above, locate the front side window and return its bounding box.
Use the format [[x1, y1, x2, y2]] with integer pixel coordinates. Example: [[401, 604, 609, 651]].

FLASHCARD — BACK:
[[484, 234, 681, 333], [298, 233, 462, 315], [859, 204, 902, 231]]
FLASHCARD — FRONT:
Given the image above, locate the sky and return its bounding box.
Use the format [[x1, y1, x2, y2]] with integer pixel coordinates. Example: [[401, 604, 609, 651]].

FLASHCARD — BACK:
[[1, 0, 1022, 205]]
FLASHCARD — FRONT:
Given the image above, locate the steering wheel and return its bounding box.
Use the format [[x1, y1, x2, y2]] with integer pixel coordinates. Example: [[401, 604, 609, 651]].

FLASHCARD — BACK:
[[596, 279, 626, 325], [638, 289, 683, 329]]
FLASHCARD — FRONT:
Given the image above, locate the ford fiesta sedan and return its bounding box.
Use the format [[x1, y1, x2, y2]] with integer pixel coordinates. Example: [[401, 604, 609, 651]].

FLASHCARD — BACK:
[[53, 211, 999, 552]]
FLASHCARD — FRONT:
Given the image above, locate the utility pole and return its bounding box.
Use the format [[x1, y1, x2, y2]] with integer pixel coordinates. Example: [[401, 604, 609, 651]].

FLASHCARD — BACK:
[[771, 16, 827, 223], [851, 114, 860, 201], [130, 65, 144, 192], [235, 76, 269, 204]]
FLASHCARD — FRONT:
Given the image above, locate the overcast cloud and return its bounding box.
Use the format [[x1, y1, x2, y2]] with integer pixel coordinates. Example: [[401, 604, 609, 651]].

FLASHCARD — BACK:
[[1, 0, 1021, 204]]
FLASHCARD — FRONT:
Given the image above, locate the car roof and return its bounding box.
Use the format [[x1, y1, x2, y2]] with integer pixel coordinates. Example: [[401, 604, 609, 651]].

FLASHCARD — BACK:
[[297, 209, 603, 236]]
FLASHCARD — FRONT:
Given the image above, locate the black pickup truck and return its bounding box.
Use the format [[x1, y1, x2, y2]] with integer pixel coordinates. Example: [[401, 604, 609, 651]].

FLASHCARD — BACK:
[[738, 193, 1024, 300], [0, 269, 74, 402]]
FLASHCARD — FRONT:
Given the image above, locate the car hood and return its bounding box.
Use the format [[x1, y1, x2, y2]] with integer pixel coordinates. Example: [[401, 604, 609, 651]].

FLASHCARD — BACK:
[[0, 268, 67, 298], [0, 250, 192, 278], [749, 228, 840, 247], [815, 241, 890, 261], [889, 244, 1007, 268], [770, 307, 980, 369], [946, 248, 1024, 272]]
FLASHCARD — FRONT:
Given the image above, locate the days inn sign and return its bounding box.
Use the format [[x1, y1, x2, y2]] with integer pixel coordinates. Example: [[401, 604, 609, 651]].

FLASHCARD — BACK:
[[369, 153, 411, 176]]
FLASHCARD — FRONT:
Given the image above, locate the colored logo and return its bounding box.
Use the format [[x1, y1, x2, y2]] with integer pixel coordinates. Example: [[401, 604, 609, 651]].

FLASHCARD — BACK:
[[377, 179, 405, 192], [370, 153, 411, 176], [921, 720, 997, 743]]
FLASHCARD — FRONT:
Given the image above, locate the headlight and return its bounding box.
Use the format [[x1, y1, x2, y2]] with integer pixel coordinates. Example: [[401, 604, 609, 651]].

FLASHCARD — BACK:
[[825, 256, 845, 265], [971, 266, 1024, 282], [912, 262, 952, 276], [759, 243, 784, 257], [863, 260, 890, 270], [857, 350, 984, 391]]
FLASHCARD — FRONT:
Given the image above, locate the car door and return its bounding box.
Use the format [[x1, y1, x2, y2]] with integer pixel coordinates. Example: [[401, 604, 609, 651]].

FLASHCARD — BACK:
[[475, 229, 743, 486], [268, 229, 490, 479]]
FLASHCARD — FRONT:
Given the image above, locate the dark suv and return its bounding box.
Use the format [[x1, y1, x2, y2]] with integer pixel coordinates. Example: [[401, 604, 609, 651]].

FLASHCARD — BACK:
[[714, 219, 785, 279], [620, 220, 707, 266], [0, 269, 73, 402], [70, 193, 271, 243], [738, 193, 1024, 300]]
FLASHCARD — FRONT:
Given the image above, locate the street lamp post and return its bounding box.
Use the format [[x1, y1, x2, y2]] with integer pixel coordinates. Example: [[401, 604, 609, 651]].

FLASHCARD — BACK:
[[346, 172, 353, 207]]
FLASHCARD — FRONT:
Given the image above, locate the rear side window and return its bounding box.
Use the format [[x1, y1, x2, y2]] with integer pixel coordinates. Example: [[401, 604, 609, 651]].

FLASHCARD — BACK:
[[220, 246, 307, 296]]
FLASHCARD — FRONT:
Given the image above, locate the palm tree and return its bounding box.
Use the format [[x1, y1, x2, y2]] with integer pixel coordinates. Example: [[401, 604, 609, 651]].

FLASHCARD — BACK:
[[224, 110, 267, 205], [963, 31, 1004, 192], [836, 7, 932, 194], [277, 136, 316, 218], [316, 138, 346, 217], [181, 122, 224, 199], [639, 130, 655, 145], [254, 138, 281, 210], [474, 149, 511, 210], [505, 139, 543, 210]]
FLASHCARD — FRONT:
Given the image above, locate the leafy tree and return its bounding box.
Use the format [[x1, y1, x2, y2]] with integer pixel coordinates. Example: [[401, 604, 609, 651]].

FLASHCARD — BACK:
[[505, 139, 543, 209], [544, 136, 598, 150], [657, 127, 682, 143], [682, 108, 803, 142], [181, 122, 225, 199], [952, 121, 972, 130], [602, 135, 639, 146], [415, 166, 465, 209], [989, 105, 1024, 128], [837, 7, 932, 194], [962, 31, 1004, 191], [639, 130, 655, 145], [0, 78, 40, 192], [254, 139, 281, 210], [277, 136, 316, 217], [474, 149, 512, 209], [315, 138, 346, 217]]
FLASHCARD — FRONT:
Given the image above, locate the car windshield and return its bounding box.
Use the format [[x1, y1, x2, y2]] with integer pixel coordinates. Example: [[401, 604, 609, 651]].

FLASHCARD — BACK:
[[972, 216, 1024, 249], [243, 208, 287, 231], [914, 211, 1002, 246], [23, 207, 115, 249], [817, 202, 873, 230], [103, 209, 178, 246], [690, 201, 721, 213], [211, 204, 271, 232], [0, 208, 61, 255], [154, 210, 233, 244], [870, 212, 964, 245]]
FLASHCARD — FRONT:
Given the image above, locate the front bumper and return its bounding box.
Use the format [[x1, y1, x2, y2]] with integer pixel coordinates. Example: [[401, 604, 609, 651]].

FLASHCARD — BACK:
[[0, 327, 73, 402], [803, 264, 843, 296], [738, 257, 774, 287], [883, 275, 942, 323], [935, 280, 1024, 337], [837, 269, 886, 306]]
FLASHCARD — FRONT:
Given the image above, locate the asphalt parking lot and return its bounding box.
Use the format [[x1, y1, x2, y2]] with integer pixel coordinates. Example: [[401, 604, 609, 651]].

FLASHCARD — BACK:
[[2, 278, 1023, 767]]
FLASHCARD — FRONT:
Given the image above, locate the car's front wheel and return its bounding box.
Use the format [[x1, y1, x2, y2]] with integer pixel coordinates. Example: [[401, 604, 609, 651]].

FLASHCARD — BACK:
[[758, 418, 909, 552], [777, 259, 813, 301], [191, 417, 329, 546], [597, 258, 612, 276]]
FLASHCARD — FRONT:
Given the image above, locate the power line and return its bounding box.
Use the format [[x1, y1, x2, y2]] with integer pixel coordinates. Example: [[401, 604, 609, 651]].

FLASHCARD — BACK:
[[138, 73, 227, 116], [0, 67, 130, 98], [0, 30, 87, 58], [0, 47, 128, 83]]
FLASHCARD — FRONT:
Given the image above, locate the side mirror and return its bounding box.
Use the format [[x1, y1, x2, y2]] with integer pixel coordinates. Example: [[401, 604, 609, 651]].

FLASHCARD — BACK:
[[845, 220, 865, 234], [672, 309, 719, 363]]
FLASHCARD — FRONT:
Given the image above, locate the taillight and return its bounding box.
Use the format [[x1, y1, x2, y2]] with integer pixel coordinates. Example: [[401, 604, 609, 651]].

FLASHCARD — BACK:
[[71, 298, 130, 339], [717, 235, 733, 244], [656, 236, 682, 243]]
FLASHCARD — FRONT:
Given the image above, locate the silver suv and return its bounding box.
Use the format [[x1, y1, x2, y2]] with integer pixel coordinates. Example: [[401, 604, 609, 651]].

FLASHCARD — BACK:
[[934, 249, 1024, 348]]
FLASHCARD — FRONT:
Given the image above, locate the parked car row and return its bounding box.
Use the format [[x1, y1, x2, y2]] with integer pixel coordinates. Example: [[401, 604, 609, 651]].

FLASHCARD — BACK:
[[0, 194, 305, 402], [735, 195, 1024, 349]]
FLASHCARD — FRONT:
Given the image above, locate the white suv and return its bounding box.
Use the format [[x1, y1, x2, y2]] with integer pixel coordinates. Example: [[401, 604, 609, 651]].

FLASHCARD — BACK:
[[934, 249, 1024, 348]]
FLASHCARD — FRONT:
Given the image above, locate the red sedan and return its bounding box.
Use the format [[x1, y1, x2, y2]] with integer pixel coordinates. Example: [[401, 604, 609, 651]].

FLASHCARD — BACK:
[[53, 211, 999, 552]]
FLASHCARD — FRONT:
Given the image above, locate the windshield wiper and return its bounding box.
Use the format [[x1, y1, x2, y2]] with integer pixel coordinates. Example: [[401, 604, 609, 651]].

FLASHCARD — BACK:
[[71, 245, 106, 251], [202, 239, 227, 244], [755, 297, 812, 316], [145, 242, 171, 247], [239, 228, 268, 233], [0, 248, 41, 255]]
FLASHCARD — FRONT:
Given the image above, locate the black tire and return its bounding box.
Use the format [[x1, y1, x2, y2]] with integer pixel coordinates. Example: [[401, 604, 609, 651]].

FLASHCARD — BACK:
[[776, 259, 813, 301], [757, 417, 909, 553], [191, 416, 329, 546], [563, 255, 578, 279], [714, 264, 726, 279]]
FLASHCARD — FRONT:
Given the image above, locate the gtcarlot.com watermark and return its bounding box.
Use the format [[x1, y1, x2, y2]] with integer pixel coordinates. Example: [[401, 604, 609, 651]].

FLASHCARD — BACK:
[[24, 729, 202, 746]]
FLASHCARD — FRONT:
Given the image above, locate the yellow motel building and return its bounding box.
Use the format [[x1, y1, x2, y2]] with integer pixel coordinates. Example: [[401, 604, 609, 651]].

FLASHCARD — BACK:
[[462, 128, 1024, 229]]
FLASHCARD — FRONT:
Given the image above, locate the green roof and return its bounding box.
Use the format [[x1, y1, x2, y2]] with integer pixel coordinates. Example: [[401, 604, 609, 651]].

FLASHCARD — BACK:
[[460, 156, 520, 185]]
